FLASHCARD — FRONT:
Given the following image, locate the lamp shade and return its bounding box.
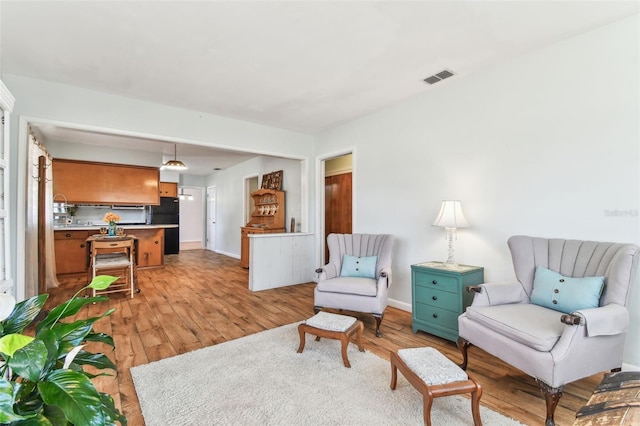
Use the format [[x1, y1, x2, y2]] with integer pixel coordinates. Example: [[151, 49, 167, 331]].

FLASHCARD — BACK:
[[432, 200, 469, 228], [162, 144, 188, 170]]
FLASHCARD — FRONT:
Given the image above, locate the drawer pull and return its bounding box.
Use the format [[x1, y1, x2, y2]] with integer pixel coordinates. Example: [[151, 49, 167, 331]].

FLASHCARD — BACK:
[[80, 244, 85, 248], [432, 313, 438, 318], [431, 280, 437, 285], [65, 233, 71, 238], [432, 296, 437, 301]]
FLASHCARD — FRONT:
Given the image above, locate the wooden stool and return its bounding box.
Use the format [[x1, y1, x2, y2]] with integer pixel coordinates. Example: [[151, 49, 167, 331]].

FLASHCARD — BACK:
[[297, 312, 364, 368], [390, 347, 482, 426]]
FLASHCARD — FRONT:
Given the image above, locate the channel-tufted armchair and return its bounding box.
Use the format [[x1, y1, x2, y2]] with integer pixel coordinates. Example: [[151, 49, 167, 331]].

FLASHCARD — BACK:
[[314, 233, 394, 337], [458, 235, 640, 426]]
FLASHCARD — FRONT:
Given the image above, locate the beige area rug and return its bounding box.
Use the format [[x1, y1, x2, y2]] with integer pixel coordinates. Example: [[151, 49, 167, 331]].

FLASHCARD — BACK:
[[131, 323, 523, 426]]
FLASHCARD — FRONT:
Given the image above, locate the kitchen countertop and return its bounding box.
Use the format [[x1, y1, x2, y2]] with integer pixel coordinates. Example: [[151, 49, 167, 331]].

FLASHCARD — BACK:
[[54, 224, 178, 231]]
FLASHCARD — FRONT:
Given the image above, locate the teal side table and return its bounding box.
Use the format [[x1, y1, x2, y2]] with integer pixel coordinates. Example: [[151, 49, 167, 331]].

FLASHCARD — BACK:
[[411, 261, 484, 342]]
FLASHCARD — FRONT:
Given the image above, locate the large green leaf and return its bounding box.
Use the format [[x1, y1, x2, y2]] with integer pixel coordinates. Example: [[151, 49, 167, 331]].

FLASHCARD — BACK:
[[0, 333, 35, 357], [8, 340, 48, 382], [41, 403, 68, 426], [71, 351, 116, 371], [9, 413, 55, 425], [0, 379, 30, 423], [36, 297, 107, 334], [87, 276, 118, 291], [99, 392, 127, 426], [34, 329, 61, 376], [50, 321, 95, 354], [84, 332, 115, 348], [2, 295, 48, 335], [38, 370, 106, 426]]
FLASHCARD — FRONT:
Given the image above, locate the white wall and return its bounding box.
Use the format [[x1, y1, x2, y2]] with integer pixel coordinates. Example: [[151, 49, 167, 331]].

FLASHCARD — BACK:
[[315, 16, 640, 366], [207, 155, 304, 257]]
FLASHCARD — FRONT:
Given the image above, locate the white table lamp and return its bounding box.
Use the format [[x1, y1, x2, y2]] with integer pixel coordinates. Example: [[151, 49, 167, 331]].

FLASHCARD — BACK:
[[432, 200, 469, 266]]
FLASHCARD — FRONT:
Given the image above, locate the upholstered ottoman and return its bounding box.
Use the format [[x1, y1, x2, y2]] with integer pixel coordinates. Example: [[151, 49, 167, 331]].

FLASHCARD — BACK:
[[390, 347, 482, 426], [297, 312, 364, 368]]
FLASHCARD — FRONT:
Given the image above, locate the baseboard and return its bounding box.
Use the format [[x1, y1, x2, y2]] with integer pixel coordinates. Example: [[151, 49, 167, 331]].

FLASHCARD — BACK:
[[622, 362, 640, 371], [213, 249, 240, 259], [180, 241, 203, 250], [388, 298, 411, 312]]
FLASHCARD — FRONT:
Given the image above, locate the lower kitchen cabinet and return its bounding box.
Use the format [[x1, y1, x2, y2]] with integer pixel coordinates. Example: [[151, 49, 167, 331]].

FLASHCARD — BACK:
[[132, 228, 165, 268], [55, 227, 166, 276], [411, 261, 484, 342], [54, 230, 91, 274]]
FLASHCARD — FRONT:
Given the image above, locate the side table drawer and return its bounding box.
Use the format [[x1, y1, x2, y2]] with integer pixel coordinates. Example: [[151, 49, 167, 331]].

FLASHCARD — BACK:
[[413, 271, 459, 294], [414, 303, 459, 329], [414, 286, 459, 311]]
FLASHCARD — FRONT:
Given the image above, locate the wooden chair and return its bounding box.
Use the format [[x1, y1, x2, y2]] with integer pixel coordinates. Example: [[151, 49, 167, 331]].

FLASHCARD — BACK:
[[90, 238, 135, 298]]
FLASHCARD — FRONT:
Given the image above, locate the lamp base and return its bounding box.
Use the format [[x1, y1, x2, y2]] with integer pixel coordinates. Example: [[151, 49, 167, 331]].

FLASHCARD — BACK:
[[443, 227, 458, 266]]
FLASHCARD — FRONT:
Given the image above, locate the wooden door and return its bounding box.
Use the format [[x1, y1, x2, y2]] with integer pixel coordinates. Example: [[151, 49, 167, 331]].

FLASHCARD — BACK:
[[324, 172, 352, 260]]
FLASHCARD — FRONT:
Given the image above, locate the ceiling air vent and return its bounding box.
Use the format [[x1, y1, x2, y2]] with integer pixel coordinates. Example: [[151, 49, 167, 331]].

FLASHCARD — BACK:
[[423, 69, 455, 85]]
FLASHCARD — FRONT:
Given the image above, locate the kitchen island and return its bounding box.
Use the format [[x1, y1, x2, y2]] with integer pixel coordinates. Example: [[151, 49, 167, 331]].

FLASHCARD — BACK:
[[54, 224, 178, 275]]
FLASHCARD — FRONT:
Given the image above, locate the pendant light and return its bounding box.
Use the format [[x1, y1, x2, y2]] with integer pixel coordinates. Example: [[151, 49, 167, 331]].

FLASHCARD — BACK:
[[178, 187, 193, 201], [162, 144, 188, 170]]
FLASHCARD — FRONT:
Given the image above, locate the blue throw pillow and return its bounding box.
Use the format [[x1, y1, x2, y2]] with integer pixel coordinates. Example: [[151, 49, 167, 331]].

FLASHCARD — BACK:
[[530, 266, 604, 314], [340, 255, 377, 279]]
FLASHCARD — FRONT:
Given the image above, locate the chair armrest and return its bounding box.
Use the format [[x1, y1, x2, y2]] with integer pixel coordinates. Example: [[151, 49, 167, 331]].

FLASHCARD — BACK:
[[566, 304, 629, 337], [316, 264, 339, 281], [469, 282, 528, 306], [378, 268, 392, 287]]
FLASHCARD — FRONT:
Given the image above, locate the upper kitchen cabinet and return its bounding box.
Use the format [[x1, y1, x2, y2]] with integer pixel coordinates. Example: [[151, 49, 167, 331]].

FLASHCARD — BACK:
[[159, 181, 178, 197], [52, 159, 160, 205]]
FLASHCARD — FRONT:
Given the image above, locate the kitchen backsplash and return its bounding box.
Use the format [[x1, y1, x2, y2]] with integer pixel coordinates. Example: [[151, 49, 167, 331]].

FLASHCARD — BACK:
[[69, 205, 148, 226]]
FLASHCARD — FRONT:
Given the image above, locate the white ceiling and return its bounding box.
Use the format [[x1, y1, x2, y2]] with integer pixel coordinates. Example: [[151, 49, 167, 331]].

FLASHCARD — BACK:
[[2, 1, 638, 175]]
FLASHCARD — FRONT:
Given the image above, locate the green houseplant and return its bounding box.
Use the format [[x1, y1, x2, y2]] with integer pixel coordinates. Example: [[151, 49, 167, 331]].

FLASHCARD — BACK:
[[0, 276, 126, 425]]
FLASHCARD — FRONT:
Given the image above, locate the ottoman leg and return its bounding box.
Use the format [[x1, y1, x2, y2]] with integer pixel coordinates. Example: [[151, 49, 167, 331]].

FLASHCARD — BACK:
[[340, 334, 351, 368], [390, 354, 398, 390], [423, 393, 435, 426], [296, 324, 307, 354], [354, 321, 365, 352], [470, 379, 483, 426]]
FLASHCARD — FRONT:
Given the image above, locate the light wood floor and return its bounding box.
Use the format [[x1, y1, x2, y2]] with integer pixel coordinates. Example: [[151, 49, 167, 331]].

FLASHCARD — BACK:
[[51, 250, 601, 426]]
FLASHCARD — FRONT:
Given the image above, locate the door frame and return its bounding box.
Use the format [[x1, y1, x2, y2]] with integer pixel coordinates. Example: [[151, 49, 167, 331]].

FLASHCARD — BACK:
[[243, 174, 259, 225], [315, 148, 356, 267], [206, 185, 216, 251]]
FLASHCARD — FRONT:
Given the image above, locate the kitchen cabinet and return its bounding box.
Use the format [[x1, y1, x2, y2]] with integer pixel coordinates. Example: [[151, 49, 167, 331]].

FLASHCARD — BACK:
[[52, 159, 160, 205], [133, 228, 165, 268], [411, 262, 484, 342], [159, 182, 178, 197], [54, 230, 91, 274], [240, 189, 285, 268]]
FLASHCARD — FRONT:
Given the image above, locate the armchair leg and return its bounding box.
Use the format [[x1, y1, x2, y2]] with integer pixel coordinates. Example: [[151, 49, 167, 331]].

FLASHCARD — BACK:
[[457, 337, 471, 370], [537, 380, 563, 426], [372, 314, 383, 337]]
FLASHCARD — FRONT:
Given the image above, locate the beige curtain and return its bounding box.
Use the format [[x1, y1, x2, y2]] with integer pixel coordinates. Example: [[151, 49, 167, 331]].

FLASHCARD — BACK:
[[25, 134, 59, 298]]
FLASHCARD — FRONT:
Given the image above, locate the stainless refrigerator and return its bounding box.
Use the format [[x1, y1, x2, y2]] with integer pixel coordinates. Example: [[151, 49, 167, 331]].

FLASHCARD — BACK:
[[149, 197, 180, 254]]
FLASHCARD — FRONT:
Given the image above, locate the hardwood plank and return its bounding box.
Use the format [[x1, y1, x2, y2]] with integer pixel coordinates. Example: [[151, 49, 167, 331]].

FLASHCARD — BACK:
[[52, 249, 603, 426]]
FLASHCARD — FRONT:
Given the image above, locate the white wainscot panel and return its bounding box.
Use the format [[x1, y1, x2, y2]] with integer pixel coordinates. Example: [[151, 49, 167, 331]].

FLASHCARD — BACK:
[[248, 233, 315, 291]]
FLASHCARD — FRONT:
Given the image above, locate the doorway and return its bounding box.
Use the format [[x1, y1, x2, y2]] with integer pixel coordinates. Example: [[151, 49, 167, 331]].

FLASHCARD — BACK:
[[323, 154, 353, 261], [206, 186, 216, 251]]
